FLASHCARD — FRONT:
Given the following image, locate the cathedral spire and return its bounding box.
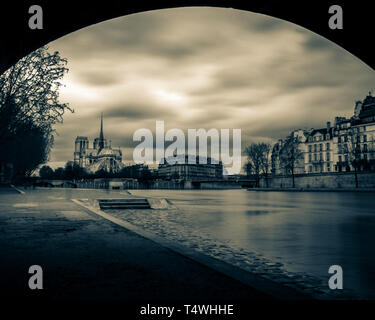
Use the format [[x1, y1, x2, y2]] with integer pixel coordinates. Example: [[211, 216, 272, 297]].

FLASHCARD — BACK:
[[99, 112, 105, 150]]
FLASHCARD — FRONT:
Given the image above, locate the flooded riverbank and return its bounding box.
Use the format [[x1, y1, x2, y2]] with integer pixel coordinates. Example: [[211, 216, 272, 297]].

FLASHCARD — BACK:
[[111, 189, 375, 299]]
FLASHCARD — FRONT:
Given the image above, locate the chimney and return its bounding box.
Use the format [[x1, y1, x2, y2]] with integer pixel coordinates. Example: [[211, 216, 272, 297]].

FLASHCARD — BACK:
[[327, 121, 331, 131]]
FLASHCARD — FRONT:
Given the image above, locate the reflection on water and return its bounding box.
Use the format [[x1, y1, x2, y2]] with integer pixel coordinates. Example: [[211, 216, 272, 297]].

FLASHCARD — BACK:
[[245, 210, 273, 215], [128, 189, 375, 299]]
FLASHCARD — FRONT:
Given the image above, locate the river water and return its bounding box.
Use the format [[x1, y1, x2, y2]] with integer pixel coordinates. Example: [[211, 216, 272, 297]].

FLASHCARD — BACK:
[[121, 189, 375, 299]]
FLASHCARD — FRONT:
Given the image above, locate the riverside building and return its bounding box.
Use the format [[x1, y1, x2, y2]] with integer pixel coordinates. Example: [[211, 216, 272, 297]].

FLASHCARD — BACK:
[[305, 123, 334, 174], [271, 129, 308, 175], [158, 155, 223, 181], [272, 93, 375, 175]]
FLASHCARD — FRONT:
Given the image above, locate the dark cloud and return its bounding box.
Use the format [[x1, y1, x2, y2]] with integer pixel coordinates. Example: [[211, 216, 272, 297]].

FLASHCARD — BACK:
[[76, 70, 123, 87], [45, 7, 375, 168], [303, 34, 334, 51], [247, 14, 285, 32], [104, 102, 177, 120]]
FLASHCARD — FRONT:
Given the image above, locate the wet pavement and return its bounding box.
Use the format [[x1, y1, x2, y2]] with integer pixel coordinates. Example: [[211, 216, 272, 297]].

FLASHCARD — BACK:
[[0, 187, 279, 301]]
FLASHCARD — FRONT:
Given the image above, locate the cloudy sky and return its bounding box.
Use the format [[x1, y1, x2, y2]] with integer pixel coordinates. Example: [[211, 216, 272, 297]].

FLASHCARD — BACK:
[[47, 7, 375, 169]]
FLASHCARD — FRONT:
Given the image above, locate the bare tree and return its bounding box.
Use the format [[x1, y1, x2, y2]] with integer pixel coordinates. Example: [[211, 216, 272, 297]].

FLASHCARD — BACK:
[[346, 132, 363, 188], [279, 134, 304, 188], [244, 144, 262, 187], [0, 46, 71, 134], [0, 46, 71, 179], [259, 142, 272, 187], [243, 161, 253, 177], [244, 142, 271, 188]]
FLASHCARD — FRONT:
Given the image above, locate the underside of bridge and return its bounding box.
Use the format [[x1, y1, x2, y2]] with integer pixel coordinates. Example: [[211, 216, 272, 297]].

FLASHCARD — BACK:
[[0, 1, 373, 74]]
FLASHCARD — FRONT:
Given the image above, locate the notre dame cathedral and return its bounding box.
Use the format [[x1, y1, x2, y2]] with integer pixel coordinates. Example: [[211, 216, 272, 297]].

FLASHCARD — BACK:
[[73, 114, 124, 173]]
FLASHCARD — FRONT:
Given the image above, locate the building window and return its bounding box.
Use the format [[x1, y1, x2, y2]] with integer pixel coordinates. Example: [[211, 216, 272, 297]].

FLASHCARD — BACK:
[[364, 144, 368, 152], [326, 153, 330, 161], [314, 144, 317, 152], [327, 164, 331, 172], [326, 143, 330, 150], [308, 145, 312, 153], [314, 154, 317, 161], [309, 166, 312, 173], [309, 154, 312, 162], [319, 143, 323, 151], [338, 136, 342, 143], [364, 135, 367, 142], [344, 136, 348, 142], [339, 155, 342, 162], [345, 155, 348, 162]]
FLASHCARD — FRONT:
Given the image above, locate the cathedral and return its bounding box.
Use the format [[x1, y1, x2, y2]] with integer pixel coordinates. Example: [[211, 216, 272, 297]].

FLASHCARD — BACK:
[[73, 114, 124, 174]]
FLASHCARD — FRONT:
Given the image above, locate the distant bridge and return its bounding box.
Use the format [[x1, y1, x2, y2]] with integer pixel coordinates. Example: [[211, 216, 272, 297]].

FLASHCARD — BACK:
[[34, 179, 78, 188], [189, 179, 256, 189], [34, 178, 256, 190]]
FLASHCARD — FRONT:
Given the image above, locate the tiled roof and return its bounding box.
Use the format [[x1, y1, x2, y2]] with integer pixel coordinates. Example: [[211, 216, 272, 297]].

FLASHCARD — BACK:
[[359, 107, 375, 119], [309, 127, 333, 136]]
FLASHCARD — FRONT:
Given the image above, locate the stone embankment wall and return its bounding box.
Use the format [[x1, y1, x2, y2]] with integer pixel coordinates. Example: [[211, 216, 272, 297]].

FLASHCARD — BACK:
[[259, 172, 375, 189], [75, 179, 243, 190]]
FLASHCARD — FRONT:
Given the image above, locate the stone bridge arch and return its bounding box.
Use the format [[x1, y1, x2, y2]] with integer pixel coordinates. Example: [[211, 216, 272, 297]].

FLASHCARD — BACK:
[[0, 2, 373, 73]]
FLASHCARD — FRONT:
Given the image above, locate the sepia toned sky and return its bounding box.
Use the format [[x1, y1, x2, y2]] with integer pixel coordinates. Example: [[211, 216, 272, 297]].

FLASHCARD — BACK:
[[47, 7, 375, 169]]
